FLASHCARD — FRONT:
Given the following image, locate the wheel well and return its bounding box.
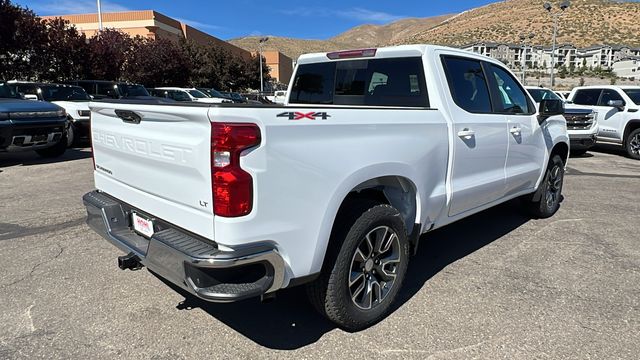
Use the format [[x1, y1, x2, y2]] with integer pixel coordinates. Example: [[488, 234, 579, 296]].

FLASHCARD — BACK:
[[551, 142, 569, 164], [322, 176, 419, 269], [623, 120, 640, 145]]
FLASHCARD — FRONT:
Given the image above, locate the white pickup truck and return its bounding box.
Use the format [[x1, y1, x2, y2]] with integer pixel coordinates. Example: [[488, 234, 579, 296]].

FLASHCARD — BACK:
[[568, 85, 640, 159], [525, 86, 598, 156], [83, 45, 569, 330]]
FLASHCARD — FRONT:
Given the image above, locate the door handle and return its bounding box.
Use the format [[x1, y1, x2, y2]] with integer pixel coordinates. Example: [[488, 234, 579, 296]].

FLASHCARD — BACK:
[[457, 128, 475, 139], [510, 126, 522, 136]]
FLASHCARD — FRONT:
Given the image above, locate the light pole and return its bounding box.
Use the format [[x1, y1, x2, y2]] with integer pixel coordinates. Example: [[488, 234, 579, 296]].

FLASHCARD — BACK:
[[544, 1, 570, 88], [258, 37, 269, 93], [96, 0, 103, 31], [519, 33, 535, 85]]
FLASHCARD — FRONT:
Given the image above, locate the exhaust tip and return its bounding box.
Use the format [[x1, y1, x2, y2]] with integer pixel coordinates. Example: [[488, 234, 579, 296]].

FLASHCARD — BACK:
[[118, 252, 143, 271]]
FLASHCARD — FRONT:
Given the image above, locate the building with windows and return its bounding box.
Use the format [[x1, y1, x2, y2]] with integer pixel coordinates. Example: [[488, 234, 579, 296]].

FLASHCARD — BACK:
[[462, 42, 640, 71], [613, 57, 640, 78], [42, 10, 296, 84], [260, 51, 294, 85], [42, 10, 251, 60]]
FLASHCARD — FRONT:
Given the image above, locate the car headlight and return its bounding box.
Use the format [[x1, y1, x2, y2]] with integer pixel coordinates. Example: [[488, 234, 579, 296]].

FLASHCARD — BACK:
[[57, 109, 66, 118], [78, 110, 90, 117]]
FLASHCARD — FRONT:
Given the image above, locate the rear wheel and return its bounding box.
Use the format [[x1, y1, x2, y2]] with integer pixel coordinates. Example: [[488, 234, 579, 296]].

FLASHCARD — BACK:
[[523, 154, 564, 218], [625, 128, 640, 160], [307, 203, 410, 331]]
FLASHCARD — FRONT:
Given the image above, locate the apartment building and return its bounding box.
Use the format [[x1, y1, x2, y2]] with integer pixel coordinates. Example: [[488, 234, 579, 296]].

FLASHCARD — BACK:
[[462, 42, 640, 71]]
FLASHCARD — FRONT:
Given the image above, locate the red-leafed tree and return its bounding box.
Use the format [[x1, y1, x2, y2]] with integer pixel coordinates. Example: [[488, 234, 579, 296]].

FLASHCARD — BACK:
[[85, 28, 134, 80], [123, 37, 192, 87]]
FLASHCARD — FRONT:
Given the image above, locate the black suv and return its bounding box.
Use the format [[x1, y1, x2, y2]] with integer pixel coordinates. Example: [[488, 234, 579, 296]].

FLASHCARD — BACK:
[[65, 80, 150, 99], [0, 81, 67, 157]]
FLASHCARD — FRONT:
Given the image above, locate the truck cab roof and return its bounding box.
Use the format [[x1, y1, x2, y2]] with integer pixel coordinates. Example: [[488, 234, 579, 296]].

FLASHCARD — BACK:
[[296, 44, 498, 65]]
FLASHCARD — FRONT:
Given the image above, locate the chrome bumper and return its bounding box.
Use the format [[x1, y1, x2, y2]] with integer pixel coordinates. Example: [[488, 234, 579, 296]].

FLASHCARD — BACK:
[[82, 190, 285, 302]]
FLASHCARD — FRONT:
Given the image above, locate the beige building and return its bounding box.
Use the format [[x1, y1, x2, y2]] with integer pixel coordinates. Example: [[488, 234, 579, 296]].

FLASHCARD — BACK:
[[42, 10, 251, 60], [253, 50, 294, 84]]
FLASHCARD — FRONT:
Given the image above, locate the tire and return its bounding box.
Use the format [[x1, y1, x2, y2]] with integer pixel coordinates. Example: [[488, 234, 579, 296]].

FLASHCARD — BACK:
[[66, 122, 75, 148], [570, 149, 587, 157], [625, 128, 640, 160], [524, 154, 565, 218], [307, 203, 410, 331], [36, 134, 67, 158]]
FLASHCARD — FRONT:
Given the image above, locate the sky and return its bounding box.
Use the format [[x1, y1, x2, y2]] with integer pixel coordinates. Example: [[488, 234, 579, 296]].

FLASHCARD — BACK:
[[15, 0, 498, 40]]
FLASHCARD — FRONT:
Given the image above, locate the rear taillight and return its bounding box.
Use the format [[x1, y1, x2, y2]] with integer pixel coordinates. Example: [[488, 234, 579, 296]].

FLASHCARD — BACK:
[[211, 122, 261, 217]]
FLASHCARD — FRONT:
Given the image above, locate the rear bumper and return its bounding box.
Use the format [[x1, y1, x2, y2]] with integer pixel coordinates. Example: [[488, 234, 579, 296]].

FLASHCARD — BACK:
[[82, 190, 285, 302], [569, 133, 597, 151]]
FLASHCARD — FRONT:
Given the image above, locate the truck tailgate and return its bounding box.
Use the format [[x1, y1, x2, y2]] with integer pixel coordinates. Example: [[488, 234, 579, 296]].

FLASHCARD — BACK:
[[90, 102, 214, 239]]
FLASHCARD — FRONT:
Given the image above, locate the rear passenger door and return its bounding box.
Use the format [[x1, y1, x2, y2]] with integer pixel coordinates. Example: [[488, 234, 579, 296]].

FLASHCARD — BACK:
[[441, 56, 509, 216], [485, 63, 544, 195]]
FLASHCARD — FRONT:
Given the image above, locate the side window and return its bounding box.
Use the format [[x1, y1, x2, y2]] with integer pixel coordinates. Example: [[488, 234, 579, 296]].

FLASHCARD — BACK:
[[170, 91, 190, 102], [290, 62, 336, 104], [77, 82, 95, 95], [369, 72, 388, 93], [19, 85, 38, 96], [487, 64, 531, 114], [572, 89, 602, 106], [96, 83, 117, 98], [442, 56, 492, 113], [598, 89, 625, 106]]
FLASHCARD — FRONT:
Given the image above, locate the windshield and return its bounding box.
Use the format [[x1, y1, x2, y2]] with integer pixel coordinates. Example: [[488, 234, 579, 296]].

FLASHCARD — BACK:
[[208, 88, 225, 98], [0, 82, 20, 98], [40, 86, 90, 101], [527, 88, 561, 103], [188, 89, 208, 98], [117, 84, 149, 97], [623, 89, 640, 105]]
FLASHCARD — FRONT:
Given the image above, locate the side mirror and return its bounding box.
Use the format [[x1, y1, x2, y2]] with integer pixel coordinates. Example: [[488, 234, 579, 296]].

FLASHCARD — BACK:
[[538, 99, 565, 123], [23, 94, 39, 101], [607, 99, 625, 111]]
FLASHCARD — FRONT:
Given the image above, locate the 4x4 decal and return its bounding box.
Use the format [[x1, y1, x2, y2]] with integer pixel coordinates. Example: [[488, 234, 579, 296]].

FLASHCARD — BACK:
[[277, 111, 331, 120]]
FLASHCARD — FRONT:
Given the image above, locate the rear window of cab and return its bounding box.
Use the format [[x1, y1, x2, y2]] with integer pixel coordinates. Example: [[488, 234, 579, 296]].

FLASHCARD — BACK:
[[289, 57, 429, 107]]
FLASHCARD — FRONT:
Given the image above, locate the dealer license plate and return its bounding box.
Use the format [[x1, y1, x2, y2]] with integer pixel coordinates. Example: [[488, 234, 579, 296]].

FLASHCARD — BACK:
[[131, 212, 154, 238]]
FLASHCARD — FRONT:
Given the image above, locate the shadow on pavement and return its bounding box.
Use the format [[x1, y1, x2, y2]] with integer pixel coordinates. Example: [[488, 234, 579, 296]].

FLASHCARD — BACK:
[[168, 200, 531, 350], [590, 144, 627, 157], [0, 147, 91, 168]]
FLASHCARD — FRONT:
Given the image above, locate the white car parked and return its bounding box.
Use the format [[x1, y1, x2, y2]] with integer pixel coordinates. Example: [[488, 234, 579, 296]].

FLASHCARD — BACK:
[[84, 45, 569, 330], [152, 87, 231, 104]]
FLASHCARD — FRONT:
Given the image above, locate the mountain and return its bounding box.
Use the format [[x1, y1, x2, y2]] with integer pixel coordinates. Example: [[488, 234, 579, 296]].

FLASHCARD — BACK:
[[401, 0, 640, 47], [330, 15, 452, 47], [228, 15, 452, 60], [230, 0, 640, 60]]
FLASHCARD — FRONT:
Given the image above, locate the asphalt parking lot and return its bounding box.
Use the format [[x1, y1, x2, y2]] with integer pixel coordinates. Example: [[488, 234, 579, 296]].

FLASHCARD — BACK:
[[1, 146, 638, 359]]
